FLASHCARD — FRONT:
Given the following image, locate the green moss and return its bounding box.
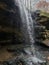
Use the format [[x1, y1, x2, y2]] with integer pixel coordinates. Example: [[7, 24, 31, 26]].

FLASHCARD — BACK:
[[40, 11, 49, 18]]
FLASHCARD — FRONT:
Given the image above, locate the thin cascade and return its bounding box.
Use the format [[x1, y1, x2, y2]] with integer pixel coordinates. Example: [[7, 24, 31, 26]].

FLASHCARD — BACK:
[[15, 0, 36, 56]]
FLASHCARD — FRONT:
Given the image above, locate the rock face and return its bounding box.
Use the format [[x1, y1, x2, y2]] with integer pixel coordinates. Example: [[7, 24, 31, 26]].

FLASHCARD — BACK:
[[0, 0, 24, 63], [0, 0, 23, 44], [31, 10, 49, 46], [0, 0, 21, 28]]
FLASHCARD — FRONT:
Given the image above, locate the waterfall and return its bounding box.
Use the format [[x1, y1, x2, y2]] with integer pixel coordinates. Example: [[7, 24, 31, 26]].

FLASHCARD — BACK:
[[15, 0, 35, 45], [14, 0, 38, 59], [14, 1, 46, 64], [0, 0, 46, 64]]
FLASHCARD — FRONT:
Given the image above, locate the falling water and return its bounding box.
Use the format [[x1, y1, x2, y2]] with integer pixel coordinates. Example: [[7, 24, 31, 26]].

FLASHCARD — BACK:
[[15, 0, 34, 45], [14, 0, 38, 58]]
